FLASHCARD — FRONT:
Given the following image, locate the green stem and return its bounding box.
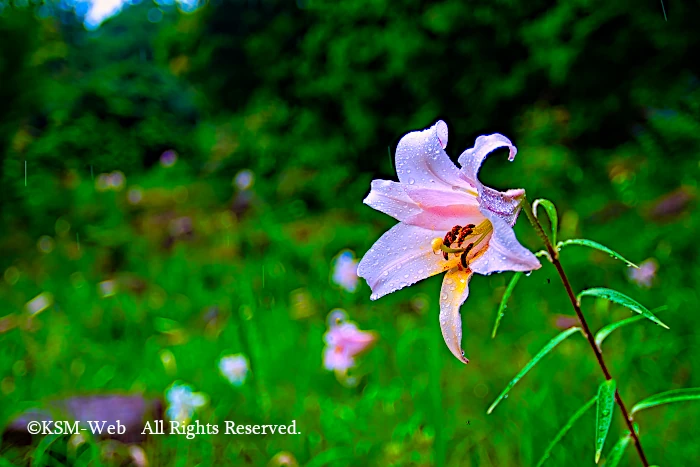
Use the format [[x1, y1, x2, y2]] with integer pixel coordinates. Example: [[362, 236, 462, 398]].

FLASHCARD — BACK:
[[520, 197, 649, 467]]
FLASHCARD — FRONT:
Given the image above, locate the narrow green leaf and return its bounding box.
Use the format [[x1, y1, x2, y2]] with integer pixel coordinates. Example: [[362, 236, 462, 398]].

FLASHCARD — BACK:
[[578, 288, 669, 329], [532, 199, 558, 245], [602, 433, 631, 467], [595, 379, 617, 463], [487, 327, 581, 414], [595, 306, 668, 348], [535, 396, 597, 467], [491, 272, 523, 338], [557, 239, 638, 268], [32, 433, 62, 466], [632, 388, 700, 414]]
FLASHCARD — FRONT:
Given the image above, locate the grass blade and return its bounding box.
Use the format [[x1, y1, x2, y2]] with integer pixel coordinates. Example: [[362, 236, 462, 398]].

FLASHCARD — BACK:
[[487, 327, 581, 414], [602, 433, 631, 467], [578, 288, 668, 329], [595, 379, 617, 463], [558, 239, 638, 268], [533, 199, 558, 245], [595, 306, 668, 348], [491, 272, 523, 338], [632, 388, 700, 414], [535, 396, 597, 467]]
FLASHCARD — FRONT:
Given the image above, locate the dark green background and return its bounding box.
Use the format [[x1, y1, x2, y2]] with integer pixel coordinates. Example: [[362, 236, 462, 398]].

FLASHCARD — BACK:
[[1, 0, 699, 465]]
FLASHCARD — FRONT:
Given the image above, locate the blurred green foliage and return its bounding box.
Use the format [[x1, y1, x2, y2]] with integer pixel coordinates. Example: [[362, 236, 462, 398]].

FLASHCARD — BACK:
[[1, 0, 699, 465]]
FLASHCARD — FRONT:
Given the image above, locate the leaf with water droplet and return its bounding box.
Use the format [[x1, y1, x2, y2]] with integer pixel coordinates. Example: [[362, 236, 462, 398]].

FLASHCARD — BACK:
[[492, 272, 523, 338], [535, 396, 597, 467], [603, 433, 631, 467], [487, 327, 581, 414], [594, 306, 668, 349], [557, 239, 638, 268], [578, 288, 668, 329], [595, 379, 616, 463]]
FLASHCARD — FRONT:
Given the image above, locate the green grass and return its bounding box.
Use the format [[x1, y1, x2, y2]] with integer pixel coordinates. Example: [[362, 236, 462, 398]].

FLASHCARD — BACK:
[[1, 163, 699, 466]]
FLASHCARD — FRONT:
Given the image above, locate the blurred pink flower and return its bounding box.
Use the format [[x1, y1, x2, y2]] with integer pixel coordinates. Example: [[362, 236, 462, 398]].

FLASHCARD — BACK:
[[331, 250, 359, 292], [323, 309, 376, 372], [357, 120, 540, 364], [554, 315, 579, 330], [628, 258, 658, 288]]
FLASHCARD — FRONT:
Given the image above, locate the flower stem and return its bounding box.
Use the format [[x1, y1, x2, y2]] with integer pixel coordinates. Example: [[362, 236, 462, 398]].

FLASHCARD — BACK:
[[521, 197, 650, 467]]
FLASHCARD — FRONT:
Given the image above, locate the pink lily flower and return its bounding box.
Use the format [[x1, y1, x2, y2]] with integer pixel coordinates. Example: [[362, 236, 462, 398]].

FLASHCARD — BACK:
[[357, 120, 541, 364], [323, 310, 377, 372]]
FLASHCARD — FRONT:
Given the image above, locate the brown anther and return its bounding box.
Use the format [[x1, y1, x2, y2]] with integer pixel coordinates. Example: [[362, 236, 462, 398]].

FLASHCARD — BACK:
[[443, 225, 461, 248], [456, 226, 473, 247], [460, 252, 468, 268], [459, 243, 475, 268]]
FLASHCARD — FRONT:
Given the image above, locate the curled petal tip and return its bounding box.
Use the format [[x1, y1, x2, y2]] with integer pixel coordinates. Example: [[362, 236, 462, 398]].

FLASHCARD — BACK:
[[435, 120, 448, 149], [507, 142, 517, 161]]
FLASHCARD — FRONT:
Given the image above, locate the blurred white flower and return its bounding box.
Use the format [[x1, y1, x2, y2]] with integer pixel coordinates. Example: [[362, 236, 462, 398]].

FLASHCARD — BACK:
[[128, 187, 143, 205], [96, 173, 110, 192], [628, 258, 658, 288], [219, 354, 249, 387], [234, 170, 255, 191], [331, 250, 359, 293], [165, 382, 207, 423], [98, 280, 117, 298], [108, 171, 125, 191], [25, 292, 53, 315]]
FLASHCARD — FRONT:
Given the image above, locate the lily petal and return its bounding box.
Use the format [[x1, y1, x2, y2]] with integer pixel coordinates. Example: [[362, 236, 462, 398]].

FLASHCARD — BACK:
[[439, 268, 473, 364], [478, 187, 525, 226], [403, 185, 479, 209], [395, 120, 465, 190], [458, 134, 524, 225], [357, 222, 459, 300], [363, 179, 422, 221], [469, 208, 541, 276], [457, 133, 517, 182], [363, 180, 482, 230], [406, 204, 485, 232]]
